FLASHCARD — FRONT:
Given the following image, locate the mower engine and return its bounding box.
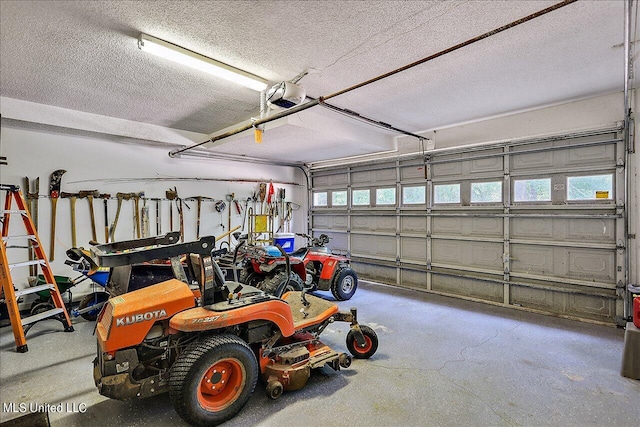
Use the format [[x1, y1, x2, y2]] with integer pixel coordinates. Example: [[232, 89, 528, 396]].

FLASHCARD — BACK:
[[261, 331, 351, 399]]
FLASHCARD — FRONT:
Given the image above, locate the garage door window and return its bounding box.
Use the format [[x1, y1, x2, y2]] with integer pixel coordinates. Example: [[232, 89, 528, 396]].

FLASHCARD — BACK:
[[403, 185, 426, 205], [434, 184, 460, 204], [313, 192, 327, 207], [471, 181, 502, 203], [567, 174, 613, 200], [376, 188, 396, 205], [332, 191, 347, 206], [352, 189, 370, 206], [513, 178, 551, 202]]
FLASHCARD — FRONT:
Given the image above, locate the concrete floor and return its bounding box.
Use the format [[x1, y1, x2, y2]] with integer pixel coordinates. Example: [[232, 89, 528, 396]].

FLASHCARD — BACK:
[[1, 281, 639, 427]]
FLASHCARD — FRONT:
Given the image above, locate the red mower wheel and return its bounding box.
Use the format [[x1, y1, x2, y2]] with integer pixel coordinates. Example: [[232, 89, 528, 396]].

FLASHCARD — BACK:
[[169, 334, 258, 426], [197, 359, 245, 411], [346, 325, 378, 359]]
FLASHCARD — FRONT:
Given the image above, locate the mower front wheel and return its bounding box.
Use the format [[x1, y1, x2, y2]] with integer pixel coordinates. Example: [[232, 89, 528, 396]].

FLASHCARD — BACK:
[[346, 325, 378, 359], [331, 268, 358, 301], [266, 380, 283, 400], [169, 334, 258, 426]]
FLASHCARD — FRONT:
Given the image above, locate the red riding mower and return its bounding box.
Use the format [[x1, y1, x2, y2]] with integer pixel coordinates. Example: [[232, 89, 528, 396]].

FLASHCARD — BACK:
[[292, 233, 358, 301], [91, 234, 379, 426]]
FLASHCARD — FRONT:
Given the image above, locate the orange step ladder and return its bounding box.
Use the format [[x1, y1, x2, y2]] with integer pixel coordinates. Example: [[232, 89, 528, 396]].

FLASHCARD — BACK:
[[0, 184, 74, 352]]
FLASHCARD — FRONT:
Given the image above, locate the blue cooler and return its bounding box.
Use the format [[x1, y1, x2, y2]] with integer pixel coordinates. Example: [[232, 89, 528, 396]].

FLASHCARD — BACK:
[[273, 233, 295, 253]]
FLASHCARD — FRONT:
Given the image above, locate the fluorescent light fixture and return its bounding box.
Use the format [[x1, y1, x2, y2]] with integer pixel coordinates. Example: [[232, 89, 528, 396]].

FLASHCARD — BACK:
[[138, 33, 268, 92]]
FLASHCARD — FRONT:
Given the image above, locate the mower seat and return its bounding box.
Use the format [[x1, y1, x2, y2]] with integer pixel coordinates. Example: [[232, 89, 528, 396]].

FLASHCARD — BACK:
[[282, 291, 339, 330]]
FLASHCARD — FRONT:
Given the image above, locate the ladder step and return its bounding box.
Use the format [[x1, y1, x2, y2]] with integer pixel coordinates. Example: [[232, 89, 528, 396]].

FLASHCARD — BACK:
[[1, 209, 27, 214], [9, 260, 45, 269], [2, 235, 37, 242], [21, 308, 64, 325], [15, 284, 54, 297]]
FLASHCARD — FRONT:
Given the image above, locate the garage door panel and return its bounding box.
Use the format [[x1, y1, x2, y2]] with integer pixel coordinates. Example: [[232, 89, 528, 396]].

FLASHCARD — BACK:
[[511, 217, 615, 243], [400, 237, 426, 262], [352, 235, 396, 258], [511, 142, 554, 170], [511, 286, 615, 322], [433, 216, 502, 237], [432, 275, 503, 302], [401, 216, 427, 233], [470, 155, 503, 174], [401, 164, 426, 180], [352, 261, 396, 283], [511, 286, 557, 310], [312, 175, 331, 188], [471, 217, 503, 237], [351, 215, 396, 232], [433, 217, 462, 235], [567, 218, 614, 242], [324, 232, 348, 252], [352, 168, 395, 184], [511, 245, 614, 282], [312, 171, 348, 188], [432, 240, 503, 271], [568, 293, 616, 320], [568, 249, 614, 281], [313, 215, 348, 230], [400, 270, 428, 289], [432, 161, 463, 178], [565, 144, 615, 168]]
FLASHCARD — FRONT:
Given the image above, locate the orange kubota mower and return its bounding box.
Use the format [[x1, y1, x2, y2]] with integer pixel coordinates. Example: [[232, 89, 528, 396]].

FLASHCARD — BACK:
[[90, 234, 378, 426]]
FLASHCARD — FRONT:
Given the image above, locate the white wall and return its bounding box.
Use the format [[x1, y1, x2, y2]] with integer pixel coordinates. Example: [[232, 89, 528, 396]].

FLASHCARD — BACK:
[[0, 125, 307, 300]]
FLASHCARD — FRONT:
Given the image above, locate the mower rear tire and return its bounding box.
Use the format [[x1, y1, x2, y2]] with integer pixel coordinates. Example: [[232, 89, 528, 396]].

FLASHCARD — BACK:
[[259, 271, 304, 297], [331, 268, 358, 301], [346, 325, 378, 359], [78, 292, 110, 321], [169, 334, 258, 426]]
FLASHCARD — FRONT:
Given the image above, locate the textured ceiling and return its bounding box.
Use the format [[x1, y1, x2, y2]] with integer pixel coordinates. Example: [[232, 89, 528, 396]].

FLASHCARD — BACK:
[[0, 0, 626, 163]]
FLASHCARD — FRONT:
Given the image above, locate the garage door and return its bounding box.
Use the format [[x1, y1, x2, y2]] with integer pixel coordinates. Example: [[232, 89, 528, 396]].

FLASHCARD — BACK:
[[310, 126, 627, 325]]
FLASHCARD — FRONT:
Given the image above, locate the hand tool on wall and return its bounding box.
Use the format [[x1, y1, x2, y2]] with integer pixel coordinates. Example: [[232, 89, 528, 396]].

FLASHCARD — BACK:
[[151, 198, 161, 236], [185, 196, 213, 239], [277, 188, 286, 233], [48, 169, 66, 261], [79, 190, 99, 242], [166, 188, 177, 233], [60, 191, 79, 248], [101, 193, 111, 243], [132, 192, 144, 238], [23, 177, 40, 228], [225, 193, 235, 242], [241, 196, 251, 231], [258, 183, 266, 214], [109, 192, 131, 242], [176, 189, 188, 243], [214, 200, 226, 231], [141, 197, 150, 238], [23, 177, 40, 276]]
